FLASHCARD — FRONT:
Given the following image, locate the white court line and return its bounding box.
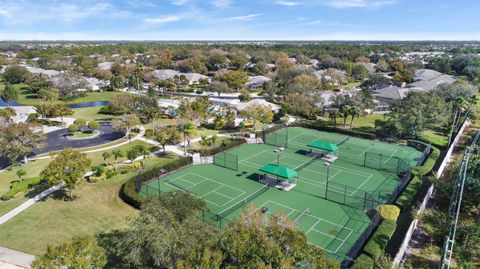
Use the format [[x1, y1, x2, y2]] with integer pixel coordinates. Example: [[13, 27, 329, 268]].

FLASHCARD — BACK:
[[201, 185, 226, 198], [239, 149, 271, 163], [350, 175, 372, 196], [256, 200, 354, 254], [359, 144, 373, 157], [382, 148, 398, 164]]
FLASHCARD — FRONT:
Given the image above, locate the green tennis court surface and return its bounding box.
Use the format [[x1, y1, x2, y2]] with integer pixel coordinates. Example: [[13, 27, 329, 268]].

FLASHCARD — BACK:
[[140, 127, 422, 262]]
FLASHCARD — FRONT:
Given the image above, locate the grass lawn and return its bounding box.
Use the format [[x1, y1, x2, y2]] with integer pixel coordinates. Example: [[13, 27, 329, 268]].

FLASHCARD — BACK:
[[67, 131, 97, 139], [0, 149, 172, 255], [72, 107, 118, 122], [0, 140, 156, 216], [418, 129, 448, 148], [1, 83, 122, 106], [318, 113, 385, 132]]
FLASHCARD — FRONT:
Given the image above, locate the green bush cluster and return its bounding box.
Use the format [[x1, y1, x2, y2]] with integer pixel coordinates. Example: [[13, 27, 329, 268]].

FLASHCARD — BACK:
[[376, 205, 400, 222], [87, 173, 107, 183], [1, 177, 44, 200], [197, 137, 246, 156], [291, 121, 377, 140], [394, 143, 440, 210], [114, 161, 142, 171], [120, 157, 192, 208], [394, 175, 422, 210], [363, 220, 397, 261], [350, 254, 375, 269]]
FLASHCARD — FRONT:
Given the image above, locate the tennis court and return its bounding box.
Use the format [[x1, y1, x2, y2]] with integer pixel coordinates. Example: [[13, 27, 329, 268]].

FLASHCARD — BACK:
[[140, 127, 423, 262]]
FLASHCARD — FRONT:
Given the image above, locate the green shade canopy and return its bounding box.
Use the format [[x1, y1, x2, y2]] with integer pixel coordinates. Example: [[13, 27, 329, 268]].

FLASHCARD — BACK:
[[259, 164, 298, 180], [307, 140, 338, 152]]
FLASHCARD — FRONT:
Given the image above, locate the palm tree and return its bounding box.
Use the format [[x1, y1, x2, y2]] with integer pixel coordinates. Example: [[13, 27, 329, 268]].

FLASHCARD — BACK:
[[102, 152, 112, 166], [199, 135, 210, 156], [328, 109, 339, 127], [112, 149, 124, 164], [210, 135, 218, 149], [339, 105, 351, 128], [348, 106, 361, 129], [134, 144, 150, 166], [180, 122, 197, 155]]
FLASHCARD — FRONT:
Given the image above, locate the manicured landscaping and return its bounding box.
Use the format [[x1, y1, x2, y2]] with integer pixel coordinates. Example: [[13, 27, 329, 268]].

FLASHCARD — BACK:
[[418, 129, 448, 149], [66, 130, 98, 139], [72, 107, 118, 121], [1, 83, 123, 106], [0, 150, 172, 255]]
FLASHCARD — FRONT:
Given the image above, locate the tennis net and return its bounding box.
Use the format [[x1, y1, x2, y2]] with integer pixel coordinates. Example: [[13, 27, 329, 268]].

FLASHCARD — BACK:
[[215, 185, 269, 220], [167, 179, 192, 193], [294, 208, 310, 224], [336, 136, 350, 146], [294, 156, 317, 171]]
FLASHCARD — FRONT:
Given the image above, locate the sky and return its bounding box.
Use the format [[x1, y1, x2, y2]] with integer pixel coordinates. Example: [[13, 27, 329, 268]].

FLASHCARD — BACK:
[[0, 0, 479, 40]]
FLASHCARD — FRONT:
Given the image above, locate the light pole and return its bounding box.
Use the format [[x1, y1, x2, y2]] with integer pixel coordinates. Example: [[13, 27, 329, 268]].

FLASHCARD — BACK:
[[324, 162, 331, 197], [274, 147, 285, 165]]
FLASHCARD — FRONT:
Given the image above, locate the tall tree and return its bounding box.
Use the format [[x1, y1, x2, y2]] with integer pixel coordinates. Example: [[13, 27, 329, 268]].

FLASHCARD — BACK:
[[0, 123, 45, 165], [329, 109, 340, 127], [112, 149, 124, 164], [154, 126, 181, 155], [339, 105, 352, 128], [32, 236, 107, 269], [41, 148, 91, 199], [240, 104, 274, 131], [115, 194, 218, 268], [0, 107, 16, 123], [207, 81, 232, 97], [112, 114, 140, 142], [180, 121, 197, 155], [348, 106, 361, 129], [220, 205, 339, 268]]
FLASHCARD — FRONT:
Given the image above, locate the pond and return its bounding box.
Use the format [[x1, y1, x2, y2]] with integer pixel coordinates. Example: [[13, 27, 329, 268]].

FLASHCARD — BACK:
[[0, 99, 108, 108], [67, 101, 109, 108]]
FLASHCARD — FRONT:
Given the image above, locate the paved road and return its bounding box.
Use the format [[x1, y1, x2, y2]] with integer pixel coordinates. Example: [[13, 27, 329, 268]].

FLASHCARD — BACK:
[[0, 125, 124, 169]]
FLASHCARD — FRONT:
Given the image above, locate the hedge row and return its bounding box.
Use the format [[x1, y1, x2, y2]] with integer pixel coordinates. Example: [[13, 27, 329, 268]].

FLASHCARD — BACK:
[[363, 220, 397, 261], [120, 157, 192, 208], [350, 254, 374, 269], [1, 177, 44, 200], [290, 121, 377, 140], [197, 137, 246, 156], [394, 143, 440, 210]]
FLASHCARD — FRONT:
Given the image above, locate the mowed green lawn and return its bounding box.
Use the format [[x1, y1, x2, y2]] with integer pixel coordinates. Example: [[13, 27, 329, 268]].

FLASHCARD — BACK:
[[72, 107, 118, 122], [1, 83, 122, 106], [0, 150, 173, 255]]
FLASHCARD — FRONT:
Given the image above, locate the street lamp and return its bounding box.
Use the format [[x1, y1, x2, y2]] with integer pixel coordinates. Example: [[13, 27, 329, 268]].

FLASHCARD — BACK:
[[273, 147, 285, 165]]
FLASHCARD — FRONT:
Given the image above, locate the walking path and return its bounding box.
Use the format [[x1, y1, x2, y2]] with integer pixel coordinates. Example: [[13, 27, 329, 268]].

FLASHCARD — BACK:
[[0, 247, 34, 269]]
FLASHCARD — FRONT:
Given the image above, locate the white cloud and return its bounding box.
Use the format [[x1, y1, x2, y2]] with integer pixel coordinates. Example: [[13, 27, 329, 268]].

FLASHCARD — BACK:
[[227, 14, 262, 21], [172, 0, 189, 5], [323, 0, 396, 9], [144, 15, 183, 24], [210, 0, 232, 8], [275, 1, 300, 6]]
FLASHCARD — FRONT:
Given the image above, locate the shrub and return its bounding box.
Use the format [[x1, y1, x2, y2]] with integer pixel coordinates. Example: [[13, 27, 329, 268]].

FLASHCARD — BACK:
[[1, 177, 44, 200], [197, 137, 246, 156], [68, 124, 79, 132], [120, 157, 192, 208], [105, 169, 118, 179], [27, 113, 39, 121], [376, 205, 400, 222], [115, 161, 142, 171], [74, 119, 86, 126], [395, 175, 422, 210], [88, 173, 107, 183], [88, 121, 100, 130], [144, 129, 155, 138], [350, 254, 374, 269], [363, 220, 397, 260]]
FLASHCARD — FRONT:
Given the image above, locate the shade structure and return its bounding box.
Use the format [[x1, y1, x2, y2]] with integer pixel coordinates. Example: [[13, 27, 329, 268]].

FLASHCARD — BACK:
[[307, 140, 338, 152], [259, 164, 298, 180]]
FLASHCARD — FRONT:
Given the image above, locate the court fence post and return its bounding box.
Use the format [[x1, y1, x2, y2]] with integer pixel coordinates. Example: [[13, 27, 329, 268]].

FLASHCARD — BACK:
[[363, 192, 367, 210], [343, 186, 347, 205], [379, 154, 383, 170], [363, 153, 367, 167]]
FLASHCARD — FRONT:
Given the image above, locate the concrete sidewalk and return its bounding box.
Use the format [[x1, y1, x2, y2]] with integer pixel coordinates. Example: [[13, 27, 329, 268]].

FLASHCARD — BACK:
[[0, 247, 34, 269]]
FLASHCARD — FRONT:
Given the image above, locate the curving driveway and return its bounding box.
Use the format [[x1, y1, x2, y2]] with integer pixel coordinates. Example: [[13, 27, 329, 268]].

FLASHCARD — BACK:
[[30, 125, 124, 156], [0, 125, 124, 169]]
